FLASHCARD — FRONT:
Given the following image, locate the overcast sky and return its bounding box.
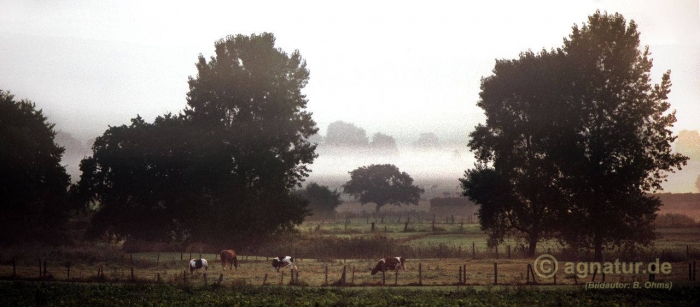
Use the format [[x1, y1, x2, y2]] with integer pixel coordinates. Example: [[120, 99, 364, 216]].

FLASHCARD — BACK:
[[1, 0, 698, 145]]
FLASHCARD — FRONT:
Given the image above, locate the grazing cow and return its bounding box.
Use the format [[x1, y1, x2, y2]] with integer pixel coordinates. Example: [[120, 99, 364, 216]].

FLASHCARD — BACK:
[[271, 256, 296, 271], [371, 257, 406, 275], [189, 258, 208, 273], [220, 249, 239, 270]]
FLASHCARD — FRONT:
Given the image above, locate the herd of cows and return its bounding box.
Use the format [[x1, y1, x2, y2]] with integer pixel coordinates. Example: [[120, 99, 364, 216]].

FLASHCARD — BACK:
[[188, 249, 407, 276]]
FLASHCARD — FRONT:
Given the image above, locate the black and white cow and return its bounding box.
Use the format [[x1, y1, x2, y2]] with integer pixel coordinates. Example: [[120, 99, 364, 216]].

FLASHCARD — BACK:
[[371, 257, 406, 275], [189, 258, 208, 273], [271, 256, 296, 271]]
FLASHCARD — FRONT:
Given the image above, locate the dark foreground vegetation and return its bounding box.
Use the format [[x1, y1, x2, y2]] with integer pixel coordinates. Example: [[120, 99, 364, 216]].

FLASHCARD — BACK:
[[1, 281, 698, 307]]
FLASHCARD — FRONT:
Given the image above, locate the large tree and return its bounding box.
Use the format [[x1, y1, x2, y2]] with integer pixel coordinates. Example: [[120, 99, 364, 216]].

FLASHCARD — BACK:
[[74, 33, 317, 247], [557, 12, 687, 260], [343, 164, 423, 212], [463, 11, 688, 260], [0, 90, 72, 245], [462, 49, 568, 256]]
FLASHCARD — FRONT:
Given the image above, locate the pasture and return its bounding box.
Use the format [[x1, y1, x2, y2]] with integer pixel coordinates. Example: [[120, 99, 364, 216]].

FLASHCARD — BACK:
[[0, 206, 699, 305], [2, 210, 699, 287]]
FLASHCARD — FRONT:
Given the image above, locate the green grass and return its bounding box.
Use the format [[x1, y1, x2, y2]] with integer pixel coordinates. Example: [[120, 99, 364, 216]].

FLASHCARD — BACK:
[[1, 280, 698, 306]]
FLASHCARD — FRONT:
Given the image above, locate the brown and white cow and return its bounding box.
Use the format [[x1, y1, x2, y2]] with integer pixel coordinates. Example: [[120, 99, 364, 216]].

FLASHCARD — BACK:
[[220, 249, 238, 270], [189, 258, 208, 274], [371, 257, 406, 275], [271, 256, 297, 271]]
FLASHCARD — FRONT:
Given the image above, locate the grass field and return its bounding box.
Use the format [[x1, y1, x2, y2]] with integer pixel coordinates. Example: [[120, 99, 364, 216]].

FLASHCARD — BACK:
[[1, 210, 699, 305]]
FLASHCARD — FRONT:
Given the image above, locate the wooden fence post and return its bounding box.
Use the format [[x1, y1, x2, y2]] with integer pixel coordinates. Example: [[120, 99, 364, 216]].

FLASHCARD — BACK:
[[262, 273, 268, 286], [66, 262, 70, 279], [395, 269, 398, 285], [352, 266, 355, 284], [507, 245, 511, 259], [472, 242, 476, 259], [340, 266, 347, 286], [493, 263, 497, 285], [325, 266, 328, 285], [280, 271, 284, 285], [382, 262, 386, 285], [459, 266, 462, 284], [463, 264, 466, 284], [419, 263, 422, 285]]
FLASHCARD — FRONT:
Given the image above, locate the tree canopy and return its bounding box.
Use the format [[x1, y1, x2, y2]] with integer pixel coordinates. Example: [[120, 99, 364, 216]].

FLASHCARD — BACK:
[[369, 132, 399, 155], [462, 11, 688, 260], [343, 164, 423, 212], [324, 121, 369, 147], [462, 49, 567, 256], [74, 33, 317, 247], [0, 90, 72, 245], [295, 182, 342, 218]]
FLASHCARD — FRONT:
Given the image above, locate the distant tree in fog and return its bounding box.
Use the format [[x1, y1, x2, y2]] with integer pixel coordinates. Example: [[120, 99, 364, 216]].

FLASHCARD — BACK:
[[0, 90, 71, 245], [696, 174, 700, 193], [413, 132, 440, 149], [369, 132, 399, 155], [325, 121, 369, 147], [295, 182, 341, 217], [343, 164, 423, 212]]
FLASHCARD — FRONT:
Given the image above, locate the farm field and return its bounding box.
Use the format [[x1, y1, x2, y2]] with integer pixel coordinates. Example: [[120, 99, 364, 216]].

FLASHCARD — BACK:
[[2, 216, 700, 287], [1, 213, 698, 306]]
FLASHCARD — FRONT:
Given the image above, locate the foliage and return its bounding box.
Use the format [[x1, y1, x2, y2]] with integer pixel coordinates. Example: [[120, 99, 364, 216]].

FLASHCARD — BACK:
[[463, 11, 688, 260], [462, 49, 567, 256], [73, 33, 316, 247], [0, 90, 72, 245], [343, 164, 424, 212], [295, 182, 342, 218], [555, 11, 688, 260], [324, 121, 369, 147], [369, 132, 399, 155]]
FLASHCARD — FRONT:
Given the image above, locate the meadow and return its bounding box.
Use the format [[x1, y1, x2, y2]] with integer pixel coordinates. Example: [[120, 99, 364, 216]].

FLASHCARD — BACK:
[[1, 202, 699, 305]]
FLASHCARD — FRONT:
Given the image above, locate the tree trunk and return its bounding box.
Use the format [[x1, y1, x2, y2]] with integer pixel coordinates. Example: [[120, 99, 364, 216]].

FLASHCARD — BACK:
[[594, 231, 603, 262], [527, 233, 538, 258]]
